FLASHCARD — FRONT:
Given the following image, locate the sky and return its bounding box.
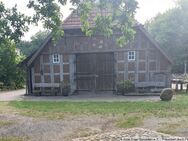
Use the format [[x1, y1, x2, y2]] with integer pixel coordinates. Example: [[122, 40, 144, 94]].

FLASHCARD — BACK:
[[1, 0, 176, 41]]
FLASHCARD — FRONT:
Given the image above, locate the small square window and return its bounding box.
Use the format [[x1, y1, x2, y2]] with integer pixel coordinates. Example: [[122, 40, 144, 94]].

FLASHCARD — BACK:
[[128, 51, 136, 61], [52, 54, 60, 63]]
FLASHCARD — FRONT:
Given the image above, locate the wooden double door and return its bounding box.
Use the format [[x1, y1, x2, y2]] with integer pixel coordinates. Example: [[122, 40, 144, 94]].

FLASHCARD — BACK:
[[76, 53, 115, 91]]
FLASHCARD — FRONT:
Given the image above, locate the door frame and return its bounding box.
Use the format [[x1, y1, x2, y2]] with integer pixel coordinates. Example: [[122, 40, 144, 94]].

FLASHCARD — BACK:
[[75, 52, 116, 91]]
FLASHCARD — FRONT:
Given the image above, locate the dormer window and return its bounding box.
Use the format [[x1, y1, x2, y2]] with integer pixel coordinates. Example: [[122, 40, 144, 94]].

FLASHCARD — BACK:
[[128, 51, 136, 61], [52, 54, 60, 63]]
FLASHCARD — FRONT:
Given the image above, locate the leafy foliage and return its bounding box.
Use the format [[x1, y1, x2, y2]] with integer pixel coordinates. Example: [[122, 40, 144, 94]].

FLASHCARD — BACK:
[[116, 80, 135, 95], [17, 31, 49, 56], [77, 0, 138, 46], [27, 0, 63, 42], [146, 0, 188, 73], [0, 0, 138, 45], [0, 40, 25, 89], [0, 2, 30, 89], [28, 0, 138, 46], [0, 2, 31, 43]]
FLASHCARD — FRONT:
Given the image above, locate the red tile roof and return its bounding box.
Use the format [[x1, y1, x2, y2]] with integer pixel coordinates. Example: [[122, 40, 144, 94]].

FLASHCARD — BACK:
[[62, 8, 111, 29]]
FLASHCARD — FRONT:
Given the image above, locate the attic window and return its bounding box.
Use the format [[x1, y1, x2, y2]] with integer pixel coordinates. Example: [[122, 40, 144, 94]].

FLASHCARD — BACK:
[[128, 51, 136, 61], [52, 54, 60, 63]]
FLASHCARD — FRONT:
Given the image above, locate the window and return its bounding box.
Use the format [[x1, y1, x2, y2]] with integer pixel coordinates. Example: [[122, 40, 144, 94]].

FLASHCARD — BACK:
[[52, 54, 60, 63], [128, 51, 136, 61]]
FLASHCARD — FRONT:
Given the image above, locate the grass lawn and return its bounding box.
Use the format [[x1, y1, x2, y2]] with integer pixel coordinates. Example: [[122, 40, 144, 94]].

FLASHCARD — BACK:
[[0, 137, 27, 141], [8, 92, 188, 118], [0, 121, 15, 128], [1, 92, 188, 138]]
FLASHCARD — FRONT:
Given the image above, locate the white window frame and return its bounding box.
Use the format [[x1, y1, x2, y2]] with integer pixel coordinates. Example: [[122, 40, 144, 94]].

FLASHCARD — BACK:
[[52, 54, 60, 63], [128, 51, 136, 61]]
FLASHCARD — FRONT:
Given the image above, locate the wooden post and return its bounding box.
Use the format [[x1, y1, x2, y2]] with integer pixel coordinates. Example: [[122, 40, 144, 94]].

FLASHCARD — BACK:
[[180, 83, 183, 91], [114, 52, 118, 92], [50, 54, 54, 85], [146, 48, 149, 82], [31, 67, 35, 94], [135, 32, 141, 84], [175, 82, 178, 91], [184, 61, 187, 74], [135, 51, 139, 83], [69, 54, 76, 94], [124, 51, 128, 80], [60, 54, 64, 82], [40, 55, 44, 95], [25, 69, 29, 95], [113, 52, 117, 92], [26, 68, 32, 95]]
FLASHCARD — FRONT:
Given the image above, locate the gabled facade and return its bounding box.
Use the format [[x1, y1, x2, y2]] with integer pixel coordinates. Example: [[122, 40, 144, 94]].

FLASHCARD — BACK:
[[23, 10, 172, 95]]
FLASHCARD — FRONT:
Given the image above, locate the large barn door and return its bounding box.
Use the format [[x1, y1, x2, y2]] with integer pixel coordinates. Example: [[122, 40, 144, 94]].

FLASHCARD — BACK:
[[95, 53, 115, 91], [76, 54, 96, 91], [76, 53, 115, 91]]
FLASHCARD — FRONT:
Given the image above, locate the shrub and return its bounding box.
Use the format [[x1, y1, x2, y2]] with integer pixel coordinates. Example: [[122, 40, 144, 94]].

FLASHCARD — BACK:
[[0, 40, 25, 90], [117, 80, 135, 95], [160, 88, 175, 101], [60, 81, 70, 96]]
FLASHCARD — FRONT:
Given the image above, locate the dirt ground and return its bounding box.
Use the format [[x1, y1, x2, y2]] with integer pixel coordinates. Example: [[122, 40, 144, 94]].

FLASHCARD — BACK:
[[1, 113, 188, 141], [0, 114, 118, 141]]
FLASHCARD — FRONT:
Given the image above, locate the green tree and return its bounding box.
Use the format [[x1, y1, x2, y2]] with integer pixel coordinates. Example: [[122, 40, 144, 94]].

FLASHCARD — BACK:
[[146, 0, 188, 73], [1, 0, 138, 45], [0, 40, 25, 89], [0, 2, 31, 43], [0, 2, 30, 89], [17, 31, 49, 56], [28, 0, 138, 46]]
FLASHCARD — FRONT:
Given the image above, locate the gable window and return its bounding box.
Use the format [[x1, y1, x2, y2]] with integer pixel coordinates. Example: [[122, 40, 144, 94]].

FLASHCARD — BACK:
[[52, 54, 60, 63], [128, 51, 136, 61]]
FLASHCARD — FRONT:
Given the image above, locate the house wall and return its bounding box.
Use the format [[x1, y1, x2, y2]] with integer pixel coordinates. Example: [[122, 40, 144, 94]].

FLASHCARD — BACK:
[[115, 31, 171, 87], [31, 41, 72, 93], [30, 28, 171, 94], [116, 49, 171, 86]]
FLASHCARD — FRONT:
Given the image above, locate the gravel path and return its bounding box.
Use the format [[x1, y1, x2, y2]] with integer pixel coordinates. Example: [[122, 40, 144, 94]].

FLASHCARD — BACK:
[[0, 113, 188, 141], [0, 89, 160, 102], [73, 128, 186, 141], [0, 89, 25, 101], [24, 95, 160, 102], [0, 114, 117, 141]]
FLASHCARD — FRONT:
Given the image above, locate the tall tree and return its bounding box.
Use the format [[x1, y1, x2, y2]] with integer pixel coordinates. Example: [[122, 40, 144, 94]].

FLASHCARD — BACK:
[[146, 0, 188, 73], [28, 0, 138, 46], [0, 2, 30, 89], [0, 40, 25, 88], [0, 2, 31, 43], [17, 31, 49, 56]]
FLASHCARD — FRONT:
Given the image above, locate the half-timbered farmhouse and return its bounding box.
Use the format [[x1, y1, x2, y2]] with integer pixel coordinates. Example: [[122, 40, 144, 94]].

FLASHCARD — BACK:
[[22, 9, 172, 95]]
